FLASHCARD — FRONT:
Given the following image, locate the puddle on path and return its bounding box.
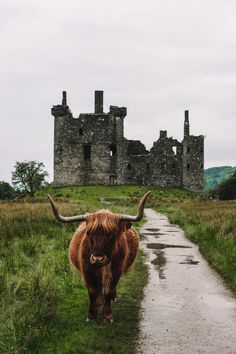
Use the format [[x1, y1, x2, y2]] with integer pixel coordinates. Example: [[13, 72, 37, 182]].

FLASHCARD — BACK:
[[179, 255, 200, 265], [147, 242, 192, 250], [151, 250, 167, 279], [141, 232, 159, 235]]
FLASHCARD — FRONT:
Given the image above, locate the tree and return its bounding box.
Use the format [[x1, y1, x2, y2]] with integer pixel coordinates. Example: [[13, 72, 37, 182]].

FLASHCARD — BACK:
[[0, 181, 16, 200], [218, 173, 236, 200], [12, 161, 48, 197]]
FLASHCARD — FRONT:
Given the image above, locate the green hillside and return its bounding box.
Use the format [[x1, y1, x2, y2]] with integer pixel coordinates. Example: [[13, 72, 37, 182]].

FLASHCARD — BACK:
[[204, 166, 236, 191]]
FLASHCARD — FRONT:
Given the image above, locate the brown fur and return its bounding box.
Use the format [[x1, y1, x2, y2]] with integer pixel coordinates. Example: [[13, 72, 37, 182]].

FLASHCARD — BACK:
[[68, 210, 139, 322]]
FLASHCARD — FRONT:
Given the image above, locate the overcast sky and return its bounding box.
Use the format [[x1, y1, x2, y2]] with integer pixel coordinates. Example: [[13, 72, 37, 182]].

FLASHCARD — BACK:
[[1, 0, 236, 183]]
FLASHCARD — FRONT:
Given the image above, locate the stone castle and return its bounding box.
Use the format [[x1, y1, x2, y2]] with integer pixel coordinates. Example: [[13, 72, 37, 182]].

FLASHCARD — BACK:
[[52, 91, 204, 192]]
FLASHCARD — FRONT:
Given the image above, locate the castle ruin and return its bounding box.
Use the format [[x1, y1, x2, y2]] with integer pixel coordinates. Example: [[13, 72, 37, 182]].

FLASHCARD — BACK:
[[52, 91, 204, 192]]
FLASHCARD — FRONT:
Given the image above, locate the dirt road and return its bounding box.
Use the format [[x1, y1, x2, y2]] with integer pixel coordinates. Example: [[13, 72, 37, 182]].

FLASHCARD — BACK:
[[137, 209, 236, 354]]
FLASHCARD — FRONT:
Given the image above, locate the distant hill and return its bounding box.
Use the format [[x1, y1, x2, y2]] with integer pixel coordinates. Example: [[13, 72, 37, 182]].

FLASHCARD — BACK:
[[204, 166, 236, 191]]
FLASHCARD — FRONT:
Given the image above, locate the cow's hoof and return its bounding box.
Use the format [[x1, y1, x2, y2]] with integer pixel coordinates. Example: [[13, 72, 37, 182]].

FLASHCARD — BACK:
[[86, 317, 96, 322], [86, 312, 97, 321], [104, 315, 113, 323]]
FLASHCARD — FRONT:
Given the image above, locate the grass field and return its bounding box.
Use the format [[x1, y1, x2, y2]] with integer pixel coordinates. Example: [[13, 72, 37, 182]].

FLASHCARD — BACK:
[[1, 185, 235, 353], [1, 186, 154, 354]]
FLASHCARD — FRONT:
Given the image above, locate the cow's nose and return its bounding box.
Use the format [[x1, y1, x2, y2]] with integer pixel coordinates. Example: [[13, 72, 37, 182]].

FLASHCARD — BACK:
[[91, 255, 105, 262]]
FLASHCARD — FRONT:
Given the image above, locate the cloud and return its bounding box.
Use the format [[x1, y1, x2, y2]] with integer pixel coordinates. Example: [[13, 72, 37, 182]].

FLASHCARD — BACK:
[[1, 0, 236, 182]]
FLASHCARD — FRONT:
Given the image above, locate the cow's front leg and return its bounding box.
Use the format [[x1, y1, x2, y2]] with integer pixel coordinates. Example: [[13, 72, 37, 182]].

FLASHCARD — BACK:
[[103, 274, 121, 323], [87, 290, 98, 321], [102, 260, 123, 323], [103, 290, 116, 323], [87, 286, 104, 321], [84, 271, 102, 321]]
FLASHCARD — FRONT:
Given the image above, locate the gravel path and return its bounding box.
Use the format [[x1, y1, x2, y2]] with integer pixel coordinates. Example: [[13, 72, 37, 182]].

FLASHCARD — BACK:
[[137, 209, 236, 354]]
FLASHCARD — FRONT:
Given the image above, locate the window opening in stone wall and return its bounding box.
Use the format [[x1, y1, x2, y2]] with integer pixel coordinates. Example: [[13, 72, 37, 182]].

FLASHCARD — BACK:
[[172, 146, 177, 155], [200, 147, 203, 153], [79, 128, 83, 136], [187, 147, 190, 153], [172, 163, 176, 169], [201, 163, 203, 169], [146, 163, 150, 172], [84, 145, 91, 160], [110, 144, 117, 157], [127, 163, 132, 170], [187, 163, 190, 170]]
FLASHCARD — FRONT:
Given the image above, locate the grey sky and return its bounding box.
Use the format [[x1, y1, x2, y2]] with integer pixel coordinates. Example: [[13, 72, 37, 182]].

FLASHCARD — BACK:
[[1, 0, 236, 183]]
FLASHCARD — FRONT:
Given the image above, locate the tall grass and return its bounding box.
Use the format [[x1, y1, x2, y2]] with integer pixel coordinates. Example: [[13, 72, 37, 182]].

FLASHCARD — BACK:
[[0, 188, 150, 353], [0, 201, 80, 353]]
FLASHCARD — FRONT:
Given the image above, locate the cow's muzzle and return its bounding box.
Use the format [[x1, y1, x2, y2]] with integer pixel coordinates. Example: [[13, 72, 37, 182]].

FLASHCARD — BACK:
[[90, 254, 108, 266]]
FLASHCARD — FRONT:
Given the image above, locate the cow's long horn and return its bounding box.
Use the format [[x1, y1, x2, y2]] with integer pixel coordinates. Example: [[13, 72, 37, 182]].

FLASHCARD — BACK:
[[47, 194, 87, 223], [118, 191, 151, 222]]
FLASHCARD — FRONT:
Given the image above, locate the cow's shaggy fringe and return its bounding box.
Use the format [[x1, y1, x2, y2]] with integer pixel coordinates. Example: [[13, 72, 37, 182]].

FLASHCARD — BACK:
[[86, 210, 119, 235]]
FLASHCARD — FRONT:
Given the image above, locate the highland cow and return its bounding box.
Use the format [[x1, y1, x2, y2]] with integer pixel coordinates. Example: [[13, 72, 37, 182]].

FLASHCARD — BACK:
[[48, 191, 150, 322]]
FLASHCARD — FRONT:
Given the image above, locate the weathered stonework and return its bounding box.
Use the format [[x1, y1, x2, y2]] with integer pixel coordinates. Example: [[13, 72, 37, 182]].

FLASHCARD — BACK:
[[52, 91, 204, 192]]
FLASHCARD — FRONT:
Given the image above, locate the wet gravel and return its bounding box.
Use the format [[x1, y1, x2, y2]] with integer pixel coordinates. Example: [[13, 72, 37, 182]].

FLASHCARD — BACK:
[[137, 209, 236, 354]]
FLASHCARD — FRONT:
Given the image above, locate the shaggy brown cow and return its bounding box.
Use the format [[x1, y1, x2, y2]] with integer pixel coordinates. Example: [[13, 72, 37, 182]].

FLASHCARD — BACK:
[[48, 191, 150, 323]]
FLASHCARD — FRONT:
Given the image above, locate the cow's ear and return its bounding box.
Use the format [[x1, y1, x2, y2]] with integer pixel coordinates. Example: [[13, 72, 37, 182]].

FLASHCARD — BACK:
[[119, 220, 132, 231]]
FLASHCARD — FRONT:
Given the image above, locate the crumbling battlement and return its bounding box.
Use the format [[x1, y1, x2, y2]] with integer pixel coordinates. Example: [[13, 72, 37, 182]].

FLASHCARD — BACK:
[[52, 91, 204, 192]]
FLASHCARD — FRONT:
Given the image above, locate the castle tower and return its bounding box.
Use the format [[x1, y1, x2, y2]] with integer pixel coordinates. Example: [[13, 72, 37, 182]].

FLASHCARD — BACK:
[[51, 90, 127, 186], [182, 110, 204, 193]]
